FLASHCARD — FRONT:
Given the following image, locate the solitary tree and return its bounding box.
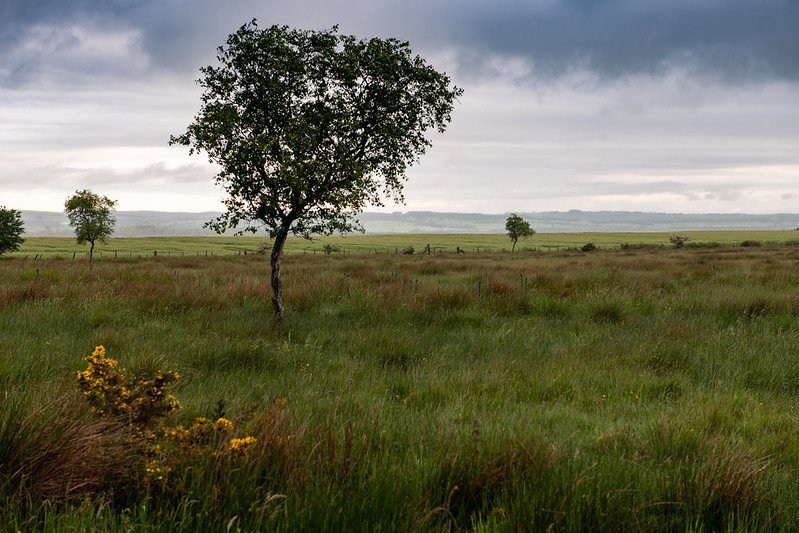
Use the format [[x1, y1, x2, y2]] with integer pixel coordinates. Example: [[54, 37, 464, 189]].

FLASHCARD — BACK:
[[505, 213, 535, 252], [64, 190, 117, 267], [0, 207, 25, 255], [171, 21, 462, 320]]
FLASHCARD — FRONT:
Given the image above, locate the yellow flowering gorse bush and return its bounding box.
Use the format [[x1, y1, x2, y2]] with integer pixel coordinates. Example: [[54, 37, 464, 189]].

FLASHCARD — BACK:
[[76, 345, 180, 426], [76, 346, 259, 488]]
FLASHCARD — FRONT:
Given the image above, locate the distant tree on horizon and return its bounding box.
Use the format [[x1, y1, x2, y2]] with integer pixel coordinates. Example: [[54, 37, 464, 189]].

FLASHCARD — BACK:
[[65, 190, 117, 268], [0, 207, 25, 255], [505, 213, 535, 252], [171, 20, 462, 320]]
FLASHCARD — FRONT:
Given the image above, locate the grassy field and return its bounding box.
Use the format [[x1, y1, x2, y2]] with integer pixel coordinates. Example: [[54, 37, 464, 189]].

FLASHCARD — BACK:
[[4, 244, 799, 530], [12, 229, 799, 258]]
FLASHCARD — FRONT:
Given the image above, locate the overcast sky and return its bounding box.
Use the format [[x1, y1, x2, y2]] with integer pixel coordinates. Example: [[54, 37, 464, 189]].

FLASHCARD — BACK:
[[1, 0, 798, 214]]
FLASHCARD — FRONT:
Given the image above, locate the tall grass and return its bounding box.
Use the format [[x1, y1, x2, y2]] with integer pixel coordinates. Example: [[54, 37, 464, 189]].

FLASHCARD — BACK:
[[2, 245, 799, 529]]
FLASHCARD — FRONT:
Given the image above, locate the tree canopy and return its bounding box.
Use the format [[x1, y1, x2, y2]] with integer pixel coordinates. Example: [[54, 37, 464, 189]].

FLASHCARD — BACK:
[[505, 213, 535, 252], [0, 207, 25, 255], [171, 21, 462, 318], [65, 190, 117, 265]]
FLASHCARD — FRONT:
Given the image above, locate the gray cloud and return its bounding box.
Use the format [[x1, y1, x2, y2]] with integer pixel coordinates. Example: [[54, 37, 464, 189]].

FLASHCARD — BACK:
[[1, 0, 799, 215], [2, 0, 798, 87], [0, 162, 211, 191], [438, 0, 799, 82]]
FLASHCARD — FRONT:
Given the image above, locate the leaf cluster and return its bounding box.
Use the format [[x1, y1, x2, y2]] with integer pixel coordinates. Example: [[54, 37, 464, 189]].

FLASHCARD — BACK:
[[171, 20, 462, 238], [505, 213, 535, 243], [64, 190, 118, 244], [0, 206, 25, 255]]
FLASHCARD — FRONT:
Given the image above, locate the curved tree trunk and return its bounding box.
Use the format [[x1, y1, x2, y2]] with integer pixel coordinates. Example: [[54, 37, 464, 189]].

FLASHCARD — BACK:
[[511, 240, 516, 252], [89, 240, 95, 269], [270, 227, 289, 320]]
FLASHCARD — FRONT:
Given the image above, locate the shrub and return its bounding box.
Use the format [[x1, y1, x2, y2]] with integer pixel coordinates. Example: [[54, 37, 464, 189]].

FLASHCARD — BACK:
[[322, 243, 339, 255], [669, 235, 690, 249], [402, 245, 415, 255], [75, 346, 260, 489], [0, 206, 25, 255], [581, 242, 597, 252], [76, 345, 180, 427], [740, 240, 761, 247]]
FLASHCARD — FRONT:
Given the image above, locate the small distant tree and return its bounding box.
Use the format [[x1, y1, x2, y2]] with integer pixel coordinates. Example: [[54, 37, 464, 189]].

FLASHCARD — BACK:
[[505, 213, 535, 252], [669, 234, 690, 249], [171, 21, 461, 320], [0, 207, 25, 255], [64, 190, 117, 267]]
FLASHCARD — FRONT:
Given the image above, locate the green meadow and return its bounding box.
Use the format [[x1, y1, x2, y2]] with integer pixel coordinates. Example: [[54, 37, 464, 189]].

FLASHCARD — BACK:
[[4, 241, 799, 530], [12, 229, 799, 257]]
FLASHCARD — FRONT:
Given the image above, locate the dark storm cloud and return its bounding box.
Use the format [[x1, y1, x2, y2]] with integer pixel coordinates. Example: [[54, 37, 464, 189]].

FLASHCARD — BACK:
[[2, 0, 799, 214], [2, 0, 798, 86], [441, 0, 799, 81]]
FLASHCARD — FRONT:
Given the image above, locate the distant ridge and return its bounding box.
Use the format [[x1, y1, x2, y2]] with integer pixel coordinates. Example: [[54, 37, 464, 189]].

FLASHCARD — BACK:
[[19, 209, 799, 237]]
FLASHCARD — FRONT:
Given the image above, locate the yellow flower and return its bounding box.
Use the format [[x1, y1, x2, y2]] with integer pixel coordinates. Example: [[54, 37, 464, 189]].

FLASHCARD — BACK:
[[229, 436, 257, 452], [215, 418, 234, 432]]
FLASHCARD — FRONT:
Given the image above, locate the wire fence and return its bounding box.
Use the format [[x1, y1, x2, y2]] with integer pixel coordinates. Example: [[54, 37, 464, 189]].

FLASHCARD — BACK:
[[9, 239, 797, 261]]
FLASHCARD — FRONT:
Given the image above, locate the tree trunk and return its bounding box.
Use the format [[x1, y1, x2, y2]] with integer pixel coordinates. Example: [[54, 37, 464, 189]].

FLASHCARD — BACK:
[[270, 227, 289, 320], [89, 240, 95, 269], [511, 240, 516, 252]]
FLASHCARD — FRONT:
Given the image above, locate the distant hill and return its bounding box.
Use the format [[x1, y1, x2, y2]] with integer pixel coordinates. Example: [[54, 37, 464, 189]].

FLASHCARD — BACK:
[[21, 211, 220, 237], [19, 209, 799, 237]]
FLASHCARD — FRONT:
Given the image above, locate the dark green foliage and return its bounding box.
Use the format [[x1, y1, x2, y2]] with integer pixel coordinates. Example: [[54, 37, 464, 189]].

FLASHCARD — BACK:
[[670, 234, 691, 248], [581, 242, 597, 252], [64, 190, 117, 265], [505, 213, 535, 251], [171, 20, 462, 318], [0, 207, 25, 255]]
